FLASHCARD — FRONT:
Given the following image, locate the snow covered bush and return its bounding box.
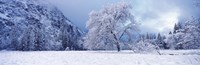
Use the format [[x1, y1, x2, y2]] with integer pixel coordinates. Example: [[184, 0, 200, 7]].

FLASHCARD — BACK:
[[165, 33, 176, 50], [132, 39, 158, 54], [130, 34, 160, 54]]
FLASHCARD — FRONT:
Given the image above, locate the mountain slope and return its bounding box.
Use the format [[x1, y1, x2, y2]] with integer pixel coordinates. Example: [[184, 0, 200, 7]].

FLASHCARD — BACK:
[[0, 0, 83, 51]]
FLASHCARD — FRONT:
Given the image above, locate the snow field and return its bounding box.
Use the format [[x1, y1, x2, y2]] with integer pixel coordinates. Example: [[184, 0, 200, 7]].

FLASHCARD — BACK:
[[0, 50, 200, 65]]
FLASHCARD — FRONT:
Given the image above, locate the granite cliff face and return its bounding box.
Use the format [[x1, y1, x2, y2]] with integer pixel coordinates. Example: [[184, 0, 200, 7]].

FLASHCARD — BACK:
[[0, 0, 83, 51]]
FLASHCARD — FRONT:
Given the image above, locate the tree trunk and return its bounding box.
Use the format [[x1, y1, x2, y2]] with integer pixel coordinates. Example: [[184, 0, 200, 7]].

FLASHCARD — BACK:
[[116, 42, 120, 52], [111, 31, 121, 52]]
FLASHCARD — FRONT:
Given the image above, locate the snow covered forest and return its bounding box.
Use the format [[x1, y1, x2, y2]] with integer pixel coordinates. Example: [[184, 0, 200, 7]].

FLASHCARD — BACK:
[[0, 0, 200, 65]]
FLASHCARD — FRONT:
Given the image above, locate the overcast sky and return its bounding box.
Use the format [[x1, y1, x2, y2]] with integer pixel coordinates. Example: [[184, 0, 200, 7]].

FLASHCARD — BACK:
[[47, 0, 200, 34]]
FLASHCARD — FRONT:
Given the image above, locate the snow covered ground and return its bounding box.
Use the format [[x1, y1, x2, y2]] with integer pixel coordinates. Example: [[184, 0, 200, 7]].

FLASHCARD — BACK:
[[0, 50, 200, 65]]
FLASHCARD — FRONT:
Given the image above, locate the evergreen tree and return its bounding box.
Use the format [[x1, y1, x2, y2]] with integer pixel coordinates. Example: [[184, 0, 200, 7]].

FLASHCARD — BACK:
[[181, 18, 200, 49], [155, 33, 166, 49], [169, 31, 172, 34]]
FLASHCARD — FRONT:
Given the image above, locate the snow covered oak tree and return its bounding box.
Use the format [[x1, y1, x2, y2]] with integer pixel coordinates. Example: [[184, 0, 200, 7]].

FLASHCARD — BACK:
[[84, 1, 138, 52]]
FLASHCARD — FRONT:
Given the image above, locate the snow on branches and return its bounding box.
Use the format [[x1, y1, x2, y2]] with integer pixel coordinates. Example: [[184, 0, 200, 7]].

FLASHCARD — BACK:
[[84, 1, 138, 51]]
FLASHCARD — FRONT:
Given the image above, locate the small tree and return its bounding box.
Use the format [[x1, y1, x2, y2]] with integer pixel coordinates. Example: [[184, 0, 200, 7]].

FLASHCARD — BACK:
[[165, 32, 177, 50], [155, 33, 167, 49], [84, 1, 138, 52]]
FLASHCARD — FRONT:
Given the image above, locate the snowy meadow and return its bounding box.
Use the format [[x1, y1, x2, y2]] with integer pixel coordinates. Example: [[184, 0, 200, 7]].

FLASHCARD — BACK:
[[0, 50, 200, 65]]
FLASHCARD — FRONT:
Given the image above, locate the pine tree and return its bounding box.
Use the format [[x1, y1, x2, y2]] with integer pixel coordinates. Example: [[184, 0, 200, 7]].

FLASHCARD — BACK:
[[173, 23, 177, 34], [156, 33, 166, 49], [169, 31, 172, 34]]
